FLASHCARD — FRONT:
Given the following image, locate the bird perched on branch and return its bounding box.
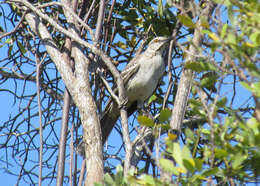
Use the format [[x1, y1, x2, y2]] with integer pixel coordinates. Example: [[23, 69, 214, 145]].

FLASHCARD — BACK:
[[101, 36, 172, 144]]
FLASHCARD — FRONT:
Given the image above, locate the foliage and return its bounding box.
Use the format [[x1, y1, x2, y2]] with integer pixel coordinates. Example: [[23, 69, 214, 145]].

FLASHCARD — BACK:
[[103, 0, 260, 185]]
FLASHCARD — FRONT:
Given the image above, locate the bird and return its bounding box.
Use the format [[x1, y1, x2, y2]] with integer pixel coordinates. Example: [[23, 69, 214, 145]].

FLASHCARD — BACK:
[[101, 36, 172, 144]]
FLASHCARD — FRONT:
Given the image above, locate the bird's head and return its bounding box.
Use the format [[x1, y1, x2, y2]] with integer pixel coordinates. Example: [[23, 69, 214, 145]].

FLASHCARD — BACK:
[[147, 36, 172, 53]]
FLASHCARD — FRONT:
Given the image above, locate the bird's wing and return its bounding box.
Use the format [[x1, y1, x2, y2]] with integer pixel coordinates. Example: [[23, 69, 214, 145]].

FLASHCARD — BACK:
[[121, 56, 141, 85], [100, 54, 143, 144]]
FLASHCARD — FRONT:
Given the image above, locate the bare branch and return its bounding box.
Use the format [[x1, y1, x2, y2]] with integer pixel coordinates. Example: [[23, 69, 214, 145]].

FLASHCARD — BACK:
[[0, 10, 27, 39], [35, 52, 43, 186]]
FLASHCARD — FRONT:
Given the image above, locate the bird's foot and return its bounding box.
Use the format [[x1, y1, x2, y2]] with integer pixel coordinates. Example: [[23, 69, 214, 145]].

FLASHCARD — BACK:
[[137, 103, 150, 117]]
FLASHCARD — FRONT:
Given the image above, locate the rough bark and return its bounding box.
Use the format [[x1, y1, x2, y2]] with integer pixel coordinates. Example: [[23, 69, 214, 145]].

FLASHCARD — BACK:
[[24, 8, 104, 185], [170, 2, 215, 134]]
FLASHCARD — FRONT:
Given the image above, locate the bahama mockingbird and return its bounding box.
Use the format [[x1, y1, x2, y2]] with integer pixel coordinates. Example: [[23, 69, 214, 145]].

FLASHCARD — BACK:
[[101, 36, 172, 144]]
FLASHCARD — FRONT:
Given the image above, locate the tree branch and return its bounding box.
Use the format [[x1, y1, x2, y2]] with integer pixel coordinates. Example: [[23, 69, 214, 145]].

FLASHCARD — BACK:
[[170, 2, 216, 134]]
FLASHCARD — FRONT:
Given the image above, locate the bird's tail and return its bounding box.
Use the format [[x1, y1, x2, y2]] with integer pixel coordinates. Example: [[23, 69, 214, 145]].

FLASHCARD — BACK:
[[100, 100, 120, 144], [100, 100, 138, 144]]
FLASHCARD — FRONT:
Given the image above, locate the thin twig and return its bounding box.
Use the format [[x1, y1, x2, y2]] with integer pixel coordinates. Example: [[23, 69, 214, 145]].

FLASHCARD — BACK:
[[0, 10, 27, 39], [69, 124, 74, 186], [78, 160, 86, 186], [98, 70, 120, 105], [35, 52, 43, 186]]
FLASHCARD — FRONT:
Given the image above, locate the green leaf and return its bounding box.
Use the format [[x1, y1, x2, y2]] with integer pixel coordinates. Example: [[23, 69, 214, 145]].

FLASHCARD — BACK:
[[8, 44, 13, 58], [157, 123, 171, 130], [247, 117, 260, 135], [138, 175, 156, 185], [177, 15, 196, 28], [185, 61, 203, 72], [160, 158, 177, 175], [208, 32, 220, 42], [202, 167, 219, 176], [5, 38, 13, 44], [240, 81, 251, 91], [200, 17, 210, 29], [17, 41, 27, 55], [116, 164, 123, 172], [252, 82, 260, 97], [250, 31, 260, 46], [158, 108, 171, 123], [172, 143, 182, 165], [183, 159, 195, 173], [114, 41, 128, 50], [137, 115, 155, 127], [201, 128, 210, 135], [182, 145, 191, 160], [215, 148, 228, 159], [194, 158, 203, 171], [240, 81, 260, 97], [147, 94, 157, 105], [185, 61, 217, 72], [114, 165, 124, 184], [124, 9, 138, 22], [128, 175, 139, 184], [172, 143, 187, 173], [185, 128, 195, 141], [216, 97, 227, 107], [232, 152, 247, 169], [158, 0, 163, 18], [189, 98, 203, 107], [129, 35, 136, 48], [200, 72, 218, 92], [103, 173, 115, 185], [221, 24, 228, 39], [226, 33, 236, 45]]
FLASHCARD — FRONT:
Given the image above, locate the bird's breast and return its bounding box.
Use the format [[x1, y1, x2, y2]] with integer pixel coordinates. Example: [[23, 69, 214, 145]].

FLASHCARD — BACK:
[[126, 54, 165, 103]]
